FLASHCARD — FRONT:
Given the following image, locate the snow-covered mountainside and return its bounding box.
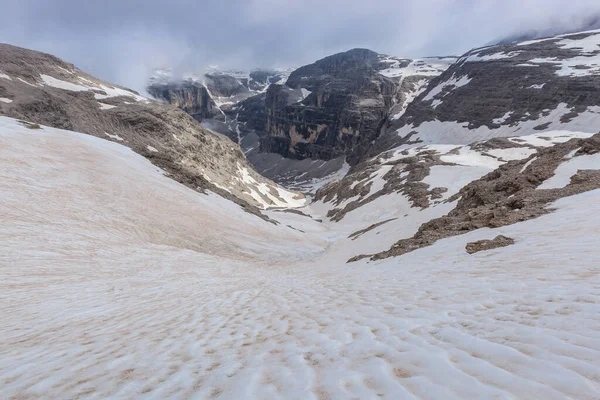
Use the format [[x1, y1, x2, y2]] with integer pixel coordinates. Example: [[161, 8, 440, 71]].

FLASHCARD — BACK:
[[0, 44, 304, 210], [372, 29, 600, 158], [309, 29, 600, 262]]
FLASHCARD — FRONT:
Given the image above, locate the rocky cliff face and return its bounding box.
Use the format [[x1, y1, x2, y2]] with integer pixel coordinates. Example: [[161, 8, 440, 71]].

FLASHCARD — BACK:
[[0, 44, 305, 211], [147, 79, 222, 121], [259, 50, 454, 165], [262, 49, 399, 165]]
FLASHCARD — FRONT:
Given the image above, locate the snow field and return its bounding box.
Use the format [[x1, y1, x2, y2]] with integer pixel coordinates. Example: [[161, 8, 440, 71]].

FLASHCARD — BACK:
[[1, 117, 599, 399]]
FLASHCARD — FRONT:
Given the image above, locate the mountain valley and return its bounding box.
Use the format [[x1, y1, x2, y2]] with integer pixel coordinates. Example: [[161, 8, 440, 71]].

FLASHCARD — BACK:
[[1, 27, 600, 400]]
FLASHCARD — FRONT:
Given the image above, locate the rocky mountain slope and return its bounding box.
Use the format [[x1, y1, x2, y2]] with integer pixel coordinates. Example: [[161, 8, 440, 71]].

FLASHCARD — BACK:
[[371, 29, 600, 158], [0, 43, 304, 210]]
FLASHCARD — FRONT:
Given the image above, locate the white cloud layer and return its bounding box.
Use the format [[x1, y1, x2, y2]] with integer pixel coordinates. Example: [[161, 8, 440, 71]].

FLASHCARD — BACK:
[[1, 0, 599, 93]]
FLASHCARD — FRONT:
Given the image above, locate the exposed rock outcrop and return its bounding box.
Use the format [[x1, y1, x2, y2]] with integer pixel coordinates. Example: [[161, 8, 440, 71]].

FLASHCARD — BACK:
[[466, 235, 515, 254]]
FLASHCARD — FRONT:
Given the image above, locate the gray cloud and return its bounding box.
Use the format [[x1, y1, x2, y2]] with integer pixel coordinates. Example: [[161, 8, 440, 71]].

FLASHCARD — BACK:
[[1, 0, 599, 93]]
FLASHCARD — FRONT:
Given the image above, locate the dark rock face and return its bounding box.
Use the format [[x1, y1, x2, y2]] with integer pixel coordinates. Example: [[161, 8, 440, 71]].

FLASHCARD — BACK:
[[234, 92, 267, 133], [372, 30, 600, 158], [148, 69, 288, 120], [147, 80, 221, 122], [145, 53, 450, 188], [263, 49, 399, 164]]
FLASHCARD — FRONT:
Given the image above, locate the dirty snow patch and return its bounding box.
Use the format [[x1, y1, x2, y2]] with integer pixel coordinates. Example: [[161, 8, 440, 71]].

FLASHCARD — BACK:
[[40, 74, 89, 92]]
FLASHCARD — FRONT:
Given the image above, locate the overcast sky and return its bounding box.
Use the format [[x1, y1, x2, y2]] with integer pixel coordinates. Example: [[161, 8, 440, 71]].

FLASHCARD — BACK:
[[2, 0, 600, 94]]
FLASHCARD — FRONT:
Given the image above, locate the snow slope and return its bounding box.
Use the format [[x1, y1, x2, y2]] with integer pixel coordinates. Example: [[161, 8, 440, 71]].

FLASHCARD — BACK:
[[2, 117, 599, 399]]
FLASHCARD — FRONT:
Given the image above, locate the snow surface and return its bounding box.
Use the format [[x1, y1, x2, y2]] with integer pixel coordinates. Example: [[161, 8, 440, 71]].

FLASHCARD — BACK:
[[395, 104, 600, 146], [464, 51, 522, 63], [492, 111, 513, 124], [93, 83, 148, 102], [17, 77, 39, 87], [40, 74, 89, 92], [423, 74, 472, 107], [39, 73, 149, 102], [300, 88, 312, 100], [556, 33, 600, 54], [391, 78, 429, 120], [520, 156, 537, 173], [0, 70, 12, 80], [98, 102, 117, 110], [104, 132, 124, 141], [0, 97, 12, 103], [538, 152, 600, 189], [1, 116, 599, 399], [237, 164, 306, 209]]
